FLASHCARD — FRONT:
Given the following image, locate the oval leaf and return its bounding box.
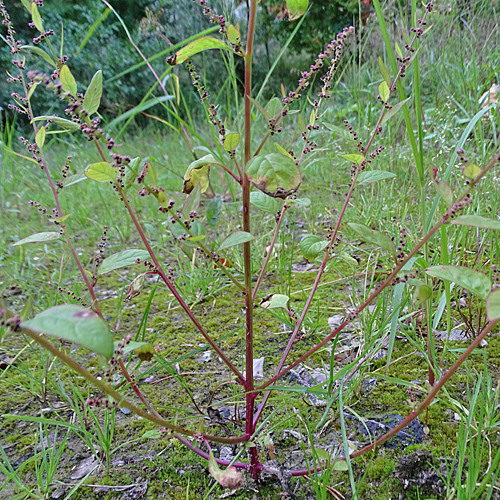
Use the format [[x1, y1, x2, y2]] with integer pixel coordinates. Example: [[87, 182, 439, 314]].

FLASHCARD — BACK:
[[486, 288, 500, 321], [451, 215, 500, 231], [60, 65, 77, 95], [462, 163, 481, 179], [434, 180, 453, 207], [21, 304, 114, 359], [357, 170, 396, 185], [347, 223, 396, 257], [261, 294, 290, 310], [83, 70, 103, 115], [12, 232, 61, 246], [227, 24, 241, 45], [379, 81, 390, 102], [169, 220, 207, 248], [31, 3, 43, 32], [425, 265, 492, 300], [183, 154, 215, 194], [219, 231, 254, 251], [20, 45, 56, 67], [275, 143, 295, 161], [250, 191, 278, 213], [98, 249, 151, 275], [32, 116, 79, 130], [266, 97, 282, 119], [246, 153, 301, 199], [167, 36, 230, 65], [380, 97, 411, 126], [379, 57, 391, 85], [208, 451, 244, 489], [85, 162, 115, 183], [35, 127, 46, 150], [341, 154, 365, 165], [412, 284, 432, 307], [223, 133, 240, 152], [286, 0, 309, 21], [299, 235, 329, 262]]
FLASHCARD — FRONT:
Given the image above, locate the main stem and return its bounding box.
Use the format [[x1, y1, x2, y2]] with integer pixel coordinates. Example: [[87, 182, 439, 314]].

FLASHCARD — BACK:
[[243, 0, 259, 478]]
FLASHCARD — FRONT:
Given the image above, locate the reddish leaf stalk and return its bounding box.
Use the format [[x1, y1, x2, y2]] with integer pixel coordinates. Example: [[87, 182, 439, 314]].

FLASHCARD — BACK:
[[116, 185, 245, 384]]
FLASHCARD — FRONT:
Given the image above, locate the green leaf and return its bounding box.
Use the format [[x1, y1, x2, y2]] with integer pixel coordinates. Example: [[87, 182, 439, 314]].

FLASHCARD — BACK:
[[183, 154, 215, 194], [486, 288, 500, 321], [246, 153, 301, 199], [12, 232, 61, 246], [223, 133, 240, 152], [20, 0, 31, 11], [98, 249, 151, 275], [206, 195, 222, 228], [85, 162, 115, 183], [412, 284, 432, 307], [31, 3, 43, 32], [31, 116, 80, 131], [395, 42, 403, 59], [323, 122, 353, 141], [347, 223, 396, 257], [434, 180, 453, 207], [380, 97, 411, 126], [341, 154, 365, 164], [266, 97, 282, 119], [451, 215, 500, 231], [425, 265, 492, 300], [261, 294, 290, 310], [379, 81, 390, 102], [219, 231, 255, 251], [299, 235, 329, 262], [21, 304, 114, 359], [64, 173, 87, 187], [20, 45, 56, 67], [289, 197, 311, 207], [142, 429, 162, 439], [357, 170, 396, 185], [182, 183, 201, 218], [274, 143, 295, 161], [59, 65, 77, 95], [248, 96, 269, 121], [208, 451, 244, 489], [27, 81, 38, 100], [332, 461, 349, 471], [462, 163, 482, 179], [169, 220, 207, 248], [378, 57, 391, 85], [227, 24, 241, 45], [250, 191, 278, 213], [286, 0, 309, 21], [83, 70, 103, 115], [35, 127, 46, 150], [167, 36, 230, 65]]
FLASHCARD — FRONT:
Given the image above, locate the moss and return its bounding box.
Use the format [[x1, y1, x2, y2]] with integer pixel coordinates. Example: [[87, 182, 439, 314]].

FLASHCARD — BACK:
[[367, 456, 396, 480]]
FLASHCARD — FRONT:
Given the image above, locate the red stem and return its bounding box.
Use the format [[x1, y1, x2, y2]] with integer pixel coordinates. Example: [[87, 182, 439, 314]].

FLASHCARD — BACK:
[[243, 0, 260, 477]]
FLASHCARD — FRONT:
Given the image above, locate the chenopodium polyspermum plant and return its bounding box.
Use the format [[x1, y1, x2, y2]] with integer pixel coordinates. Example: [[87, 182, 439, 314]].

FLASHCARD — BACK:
[[2, 0, 500, 487]]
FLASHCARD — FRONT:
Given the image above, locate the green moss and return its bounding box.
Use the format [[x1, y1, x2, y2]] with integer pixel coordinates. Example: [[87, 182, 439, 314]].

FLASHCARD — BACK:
[[367, 456, 396, 480]]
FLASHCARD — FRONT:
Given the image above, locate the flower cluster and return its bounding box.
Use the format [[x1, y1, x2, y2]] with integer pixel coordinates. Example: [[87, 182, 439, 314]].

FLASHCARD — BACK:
[[56, 156, 72, 190], [1, 3, 21, 55], [49, 282, 87, 307], [192, 0, 227, 34], [91, 225, 108, 279], [282, 26, 354, 107], [441, 196, 473, 223]]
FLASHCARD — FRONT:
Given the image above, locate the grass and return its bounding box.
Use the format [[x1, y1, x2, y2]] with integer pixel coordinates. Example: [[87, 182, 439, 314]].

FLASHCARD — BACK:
[[1, 0, 500, 498]]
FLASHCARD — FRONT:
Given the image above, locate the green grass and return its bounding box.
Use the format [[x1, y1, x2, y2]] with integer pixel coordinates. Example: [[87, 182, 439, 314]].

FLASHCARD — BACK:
[[1, 1, 500, 499]]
